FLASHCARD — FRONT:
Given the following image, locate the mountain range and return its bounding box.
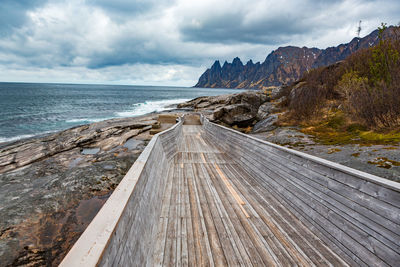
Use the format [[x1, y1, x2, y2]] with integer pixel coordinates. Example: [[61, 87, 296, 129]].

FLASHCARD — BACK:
[[194, 29, 381, 89]]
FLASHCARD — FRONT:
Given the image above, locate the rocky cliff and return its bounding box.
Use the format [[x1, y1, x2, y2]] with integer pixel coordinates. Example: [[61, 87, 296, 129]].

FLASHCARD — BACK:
[[195, 28, 381, 89]]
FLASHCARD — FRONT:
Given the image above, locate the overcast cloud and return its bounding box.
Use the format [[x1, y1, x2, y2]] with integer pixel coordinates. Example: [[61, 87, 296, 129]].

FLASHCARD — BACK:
[[0, 0, 398, 86]]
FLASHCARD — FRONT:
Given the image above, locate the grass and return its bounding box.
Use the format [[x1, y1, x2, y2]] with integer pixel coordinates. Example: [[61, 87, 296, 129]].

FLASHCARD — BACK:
[[298, 111, 400, 145]]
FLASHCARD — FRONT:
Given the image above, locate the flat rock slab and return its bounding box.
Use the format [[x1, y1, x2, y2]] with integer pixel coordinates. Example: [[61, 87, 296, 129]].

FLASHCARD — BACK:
[[0, 114, 168, 266]]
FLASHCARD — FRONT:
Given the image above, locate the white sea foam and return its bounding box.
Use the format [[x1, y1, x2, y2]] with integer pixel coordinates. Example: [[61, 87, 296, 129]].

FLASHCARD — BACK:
[[66, 117, 112, 123], [0, 130, 56, 144], [0, 98, 189, 144], [116, 98, 190, 117], [0, 134, 36, 143]]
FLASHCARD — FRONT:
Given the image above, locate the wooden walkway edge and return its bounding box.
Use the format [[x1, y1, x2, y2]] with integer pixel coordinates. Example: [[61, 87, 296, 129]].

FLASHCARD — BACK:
[[60, 114, 400, 267]]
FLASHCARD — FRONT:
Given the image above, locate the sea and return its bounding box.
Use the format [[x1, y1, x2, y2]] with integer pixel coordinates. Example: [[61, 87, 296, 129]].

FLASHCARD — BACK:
[[0, 82, 244, 143]]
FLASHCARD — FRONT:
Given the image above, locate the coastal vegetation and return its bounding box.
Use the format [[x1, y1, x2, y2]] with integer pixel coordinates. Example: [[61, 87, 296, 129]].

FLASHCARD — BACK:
[[279, 24, 400, 145]]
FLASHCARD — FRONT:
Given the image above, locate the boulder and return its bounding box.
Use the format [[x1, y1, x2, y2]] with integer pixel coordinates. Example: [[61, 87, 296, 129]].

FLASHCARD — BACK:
[[226, 91, 268, 112], [252, 114, 278, 133], [256, 102, 274, 121], [177, 94, 230, 110], [177, 91, 268, 118], [214, 104, 256, 126]]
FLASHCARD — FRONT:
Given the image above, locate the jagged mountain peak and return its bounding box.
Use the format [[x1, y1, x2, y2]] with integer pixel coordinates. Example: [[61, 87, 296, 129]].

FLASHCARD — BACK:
[[211, 60, 221, 69], [246, 59, 254, 66], [195, 27, 386, 89], [232, 57, 243, 65]]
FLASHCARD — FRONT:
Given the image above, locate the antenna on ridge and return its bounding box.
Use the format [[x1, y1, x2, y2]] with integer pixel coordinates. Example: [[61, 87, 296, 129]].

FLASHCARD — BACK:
[[357, 20, 362, 37]]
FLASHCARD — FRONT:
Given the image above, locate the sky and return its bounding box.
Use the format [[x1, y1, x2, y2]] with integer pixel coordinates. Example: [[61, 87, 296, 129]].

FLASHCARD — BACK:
[[0, 0, 398, 86]]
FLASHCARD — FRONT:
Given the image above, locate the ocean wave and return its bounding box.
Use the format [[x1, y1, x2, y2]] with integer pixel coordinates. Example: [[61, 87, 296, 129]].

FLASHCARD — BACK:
[[66, 117, 112, 123], [0, 134, 36, 143], [116, 98, 190, 117], [0, 98, 189, 144], [0, 130, 56, 144]]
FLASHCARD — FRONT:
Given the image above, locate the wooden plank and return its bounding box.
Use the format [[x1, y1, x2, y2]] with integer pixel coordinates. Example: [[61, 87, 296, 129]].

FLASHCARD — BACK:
[[202, 128, 359, 264], [213, 162, 292, 266], [182, 163, 196, 266], [185, 163, 213, 266], [202, 162, 277, 266], [213, 163, 296, 266], [153, 164, 175, 265], [209, 131, 400, 262], [203, 163, 266, 266], [176, 163, 183, 266], [224, 163, 350, 266], [214, 163, 250, 218], [163, 163, 179, 266], [233, 145, 399, 265], [179, 163, 189, 267], [221, 163, 314, 266], [194, 164, 239, 266], [191, 163, 227, 266], [246, 139, 400, 227], [197, 162, 253, 266], [260, 150, 400, 253], [202, 124, 361, 265], [238, 155, 383, 266]]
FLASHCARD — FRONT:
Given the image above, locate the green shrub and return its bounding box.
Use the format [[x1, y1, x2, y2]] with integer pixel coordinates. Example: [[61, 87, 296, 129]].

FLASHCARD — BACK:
[[286, 24, 400, 129], [339, 24, 400, 128]]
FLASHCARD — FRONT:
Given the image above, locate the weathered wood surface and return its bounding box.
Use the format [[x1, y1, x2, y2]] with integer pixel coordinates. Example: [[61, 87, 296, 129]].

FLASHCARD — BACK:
[[60, 117, 183, 267], [202, 115, 400, 267], [61, 114, 400, 266], [152, 124, 349, 266]]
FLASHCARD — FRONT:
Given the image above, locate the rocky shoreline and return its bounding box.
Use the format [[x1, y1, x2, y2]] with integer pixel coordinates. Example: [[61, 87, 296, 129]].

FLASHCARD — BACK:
[[0, 91, 399, 266], [0, 114, 176, 266]]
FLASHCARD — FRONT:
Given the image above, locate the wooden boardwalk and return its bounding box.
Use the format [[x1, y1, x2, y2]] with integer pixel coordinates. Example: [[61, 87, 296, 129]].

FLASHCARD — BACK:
[[154, 124, 347, 266], [61, 115, 400, 267]]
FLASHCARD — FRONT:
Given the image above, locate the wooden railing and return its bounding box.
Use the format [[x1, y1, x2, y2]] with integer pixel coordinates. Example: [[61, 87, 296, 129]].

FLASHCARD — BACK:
[[201, 115, 400, 266], [60, 118, 183, 267]]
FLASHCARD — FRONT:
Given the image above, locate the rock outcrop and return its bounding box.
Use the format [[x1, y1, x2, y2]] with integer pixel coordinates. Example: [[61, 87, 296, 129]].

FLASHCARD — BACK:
[[252, 114, 279, 133], [178, 91, 269, 127], [0, 119, 154, 174], [256, 102, 274, 121], [213, 104, 255, 126], [0, 114, 176, 266], [195, 28, 385, 89]]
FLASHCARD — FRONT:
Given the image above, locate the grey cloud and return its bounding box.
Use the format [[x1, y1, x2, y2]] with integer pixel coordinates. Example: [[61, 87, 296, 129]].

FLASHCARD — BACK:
[[180, 14, 311, 45], [88, 0, 154, 14], [87, 0, 175, 20], [86, 34, 203, 68], [0, 0, 48, 36], [178, 0, 398, 45], [0, 0, 399, 85]]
